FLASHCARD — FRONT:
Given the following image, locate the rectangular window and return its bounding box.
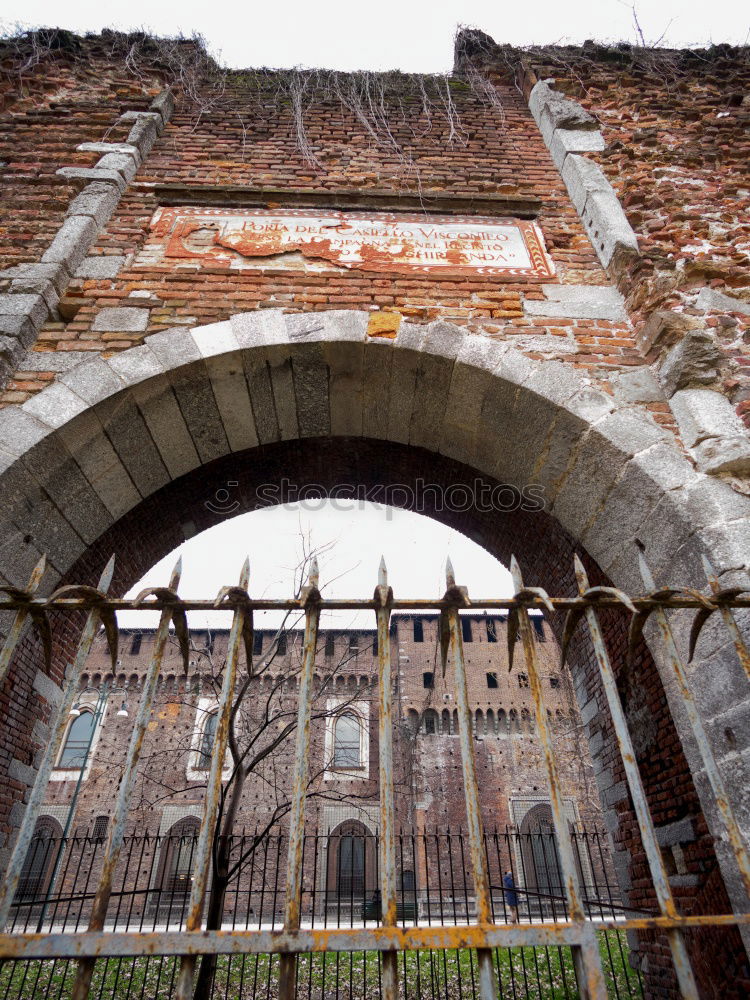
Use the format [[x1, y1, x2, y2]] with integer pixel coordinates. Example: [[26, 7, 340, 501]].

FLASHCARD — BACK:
[[550, 675, 560, 689], [413, 619, 424, 642], [253, 631, 263, 656], [461, 618, 473, 643], [518, 673, 529, 689], [486, 619, 498, 643], [276, 632, 287, 656], [372, 633, 378, 657], [92, 816, 109, 842], [423, 672, 434, 689], [130, 634, 142, 655], [325, 633, 335, 657], [532, 617, 545, 641], [486, 672, 498, 689], [349, 633, 359, 655]]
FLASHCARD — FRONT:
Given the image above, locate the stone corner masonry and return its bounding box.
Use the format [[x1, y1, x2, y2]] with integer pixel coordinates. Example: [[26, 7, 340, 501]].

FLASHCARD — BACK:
[[0, 90, 174, 388]]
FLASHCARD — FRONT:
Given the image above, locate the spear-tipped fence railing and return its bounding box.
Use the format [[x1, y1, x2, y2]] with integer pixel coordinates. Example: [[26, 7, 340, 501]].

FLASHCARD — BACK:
[[0, 825, 639, 1000], [0, 553, 747, 1000]]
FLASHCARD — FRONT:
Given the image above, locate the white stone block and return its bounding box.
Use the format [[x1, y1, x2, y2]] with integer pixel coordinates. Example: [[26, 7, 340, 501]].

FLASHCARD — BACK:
[[670, 389, 745, 448], [191, 321, 239, 359]]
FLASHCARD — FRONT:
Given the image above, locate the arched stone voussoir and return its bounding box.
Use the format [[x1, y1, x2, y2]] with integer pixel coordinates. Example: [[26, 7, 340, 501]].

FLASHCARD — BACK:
[[0, 308, 746, 599]]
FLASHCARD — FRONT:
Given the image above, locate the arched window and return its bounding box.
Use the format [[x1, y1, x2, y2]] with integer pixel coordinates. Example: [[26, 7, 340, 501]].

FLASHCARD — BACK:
[[334, 712, 361, 768], [423, 709, 438, 736], [498, 708, 507, 735], [197, 710, 218, 768], [487, 708, 496, 735], [157, 817, 200, 903], [441, 709, 451, 735], [17, 817, 61, 903], [58, 710, 96, 768]]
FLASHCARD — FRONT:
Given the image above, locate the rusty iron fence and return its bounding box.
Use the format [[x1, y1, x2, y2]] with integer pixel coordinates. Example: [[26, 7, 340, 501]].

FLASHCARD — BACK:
[[0, 825, 641, 1000], [0, 552, 748, 1000]]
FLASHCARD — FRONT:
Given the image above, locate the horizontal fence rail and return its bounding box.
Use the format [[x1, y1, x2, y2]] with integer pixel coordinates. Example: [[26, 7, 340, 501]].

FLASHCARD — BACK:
[[0, 827, 641, 1000], [0, 552, 747, 1000]]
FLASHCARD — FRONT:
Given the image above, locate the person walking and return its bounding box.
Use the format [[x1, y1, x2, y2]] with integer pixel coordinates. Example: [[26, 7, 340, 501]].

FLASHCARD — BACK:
[[502, 869, 519, 923]]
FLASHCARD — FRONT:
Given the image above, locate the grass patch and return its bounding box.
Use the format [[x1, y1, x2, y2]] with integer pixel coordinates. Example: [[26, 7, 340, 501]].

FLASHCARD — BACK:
[[0, 931, 641, 998]]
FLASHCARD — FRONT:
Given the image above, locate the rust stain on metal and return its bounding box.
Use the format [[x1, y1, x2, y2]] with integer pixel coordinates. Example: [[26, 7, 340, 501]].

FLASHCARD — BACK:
[[70, 559, 183, 1000], [442, 560, 499, 1000], [278, 559, 321, 1000], [510, 556, 607, 1000], [375, 559, 399, 1000], [573, 556, 700, 1000]]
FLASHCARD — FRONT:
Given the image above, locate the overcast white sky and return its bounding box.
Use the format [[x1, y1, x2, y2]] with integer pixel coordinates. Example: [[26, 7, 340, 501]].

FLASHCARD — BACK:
[[4, 1, 748, 71], [119, 502, 514, 630]]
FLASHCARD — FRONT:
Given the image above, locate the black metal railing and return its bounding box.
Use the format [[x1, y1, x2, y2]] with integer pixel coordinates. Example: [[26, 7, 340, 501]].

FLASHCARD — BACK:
[[1, 826, 643, 999]]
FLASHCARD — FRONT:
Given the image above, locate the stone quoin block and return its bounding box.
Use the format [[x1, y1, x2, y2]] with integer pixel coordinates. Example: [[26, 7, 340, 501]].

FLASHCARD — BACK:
[[150, 89, 176, 125], [41, 214, 99, 274], [94, 152, 138, 184], [0, 315, 36, 346], [55, 166, 127, 193], [125, 117, 160, 157], [0, 293, 48, 330], [0, 336, 25, 380], [119, 109, 165, 136], [656, 330, 723, 396], [0, 261, 71, 296], [66, 183, 121, 228], [561, 153, 614, 214], [580, 189, 639, 267], [548, 126, 606, 171], [77, 141, 142, 165], [528, 80, 598, 131]]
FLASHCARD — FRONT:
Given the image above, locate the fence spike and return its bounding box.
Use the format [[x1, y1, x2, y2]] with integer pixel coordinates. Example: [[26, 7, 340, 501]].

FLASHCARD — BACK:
[[378, 555, 388, 588], [699, 555, 750, 677]]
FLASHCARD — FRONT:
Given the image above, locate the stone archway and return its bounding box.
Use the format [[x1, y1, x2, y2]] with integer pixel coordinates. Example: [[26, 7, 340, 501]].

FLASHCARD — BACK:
[[0, 309, 748, 992]]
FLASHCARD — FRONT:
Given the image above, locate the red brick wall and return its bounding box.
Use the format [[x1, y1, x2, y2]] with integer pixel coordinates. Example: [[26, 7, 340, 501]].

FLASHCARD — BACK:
[[1, 37, 658, 414], [0, 34, 163, 271], [498, 41, 750, 425]]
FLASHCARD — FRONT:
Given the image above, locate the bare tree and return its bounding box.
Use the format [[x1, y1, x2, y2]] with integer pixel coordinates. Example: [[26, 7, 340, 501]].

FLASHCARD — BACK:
[[125, 541, 384, 1000]]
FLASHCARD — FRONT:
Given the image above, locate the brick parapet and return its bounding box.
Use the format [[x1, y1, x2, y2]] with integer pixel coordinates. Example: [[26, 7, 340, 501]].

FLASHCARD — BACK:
[[0, 58, 175, 385]]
